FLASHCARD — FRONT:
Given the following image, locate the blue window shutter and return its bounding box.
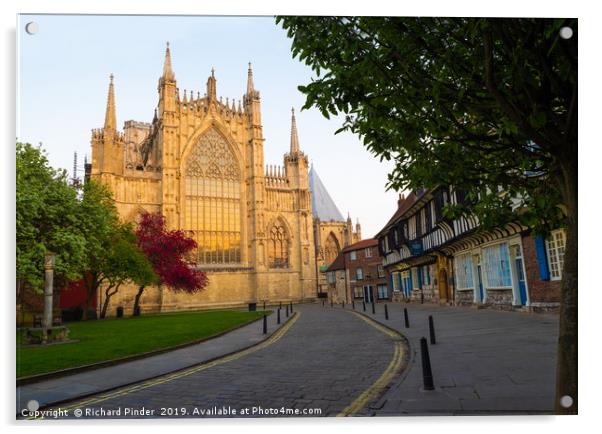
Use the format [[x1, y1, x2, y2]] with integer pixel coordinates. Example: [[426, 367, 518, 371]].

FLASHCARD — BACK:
[[397, 273, 403, 292], [389, 273, 393, 291], [534, 235, 550, 281], [427, 266, 431, 285]]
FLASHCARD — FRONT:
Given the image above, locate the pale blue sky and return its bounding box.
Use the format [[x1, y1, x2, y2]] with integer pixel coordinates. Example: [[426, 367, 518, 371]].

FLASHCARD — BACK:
[[17, 14, 399, 238]]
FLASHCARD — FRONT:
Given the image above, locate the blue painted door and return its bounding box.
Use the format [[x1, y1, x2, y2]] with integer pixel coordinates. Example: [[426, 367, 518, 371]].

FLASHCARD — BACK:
[[476, 264, 484, 303], [363, 285, 373, 303], [515, 257, 527, 305], [401, 272, 412, 298]]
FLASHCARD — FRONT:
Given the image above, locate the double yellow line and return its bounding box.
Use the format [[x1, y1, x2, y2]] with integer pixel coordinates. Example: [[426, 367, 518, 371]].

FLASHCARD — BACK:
[[337, 311, 407, 417], [31, 312, 300, 419]]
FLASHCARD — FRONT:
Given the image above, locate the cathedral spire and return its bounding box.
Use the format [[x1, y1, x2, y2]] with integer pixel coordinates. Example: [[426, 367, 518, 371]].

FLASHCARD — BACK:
[[162, 42, 175, 81], [207, 67, 217, 101], [290, 107, 300, 154], [247, 62, 255, 94], [104, 74, 116, 131]]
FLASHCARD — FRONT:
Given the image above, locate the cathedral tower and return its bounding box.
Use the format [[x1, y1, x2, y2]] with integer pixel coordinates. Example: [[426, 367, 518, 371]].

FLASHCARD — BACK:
[[90, 44, 321, 314], [91, 74, 125, 177]]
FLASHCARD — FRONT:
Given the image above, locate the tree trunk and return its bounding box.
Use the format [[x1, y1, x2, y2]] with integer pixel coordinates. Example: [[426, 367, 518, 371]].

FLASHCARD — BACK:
[[82, 274, 96, 321], [100, 285, 118, 319], [133, 285, 145, 316], [555, 157, 578, 414]]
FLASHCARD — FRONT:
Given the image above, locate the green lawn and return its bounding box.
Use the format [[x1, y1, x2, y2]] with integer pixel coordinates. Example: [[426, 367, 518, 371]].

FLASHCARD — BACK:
[[17, 309, 267, 379]]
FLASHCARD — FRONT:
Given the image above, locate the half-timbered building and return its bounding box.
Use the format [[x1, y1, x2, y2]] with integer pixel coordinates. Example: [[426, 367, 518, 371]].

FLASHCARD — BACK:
[[376, 187, 564, 311]]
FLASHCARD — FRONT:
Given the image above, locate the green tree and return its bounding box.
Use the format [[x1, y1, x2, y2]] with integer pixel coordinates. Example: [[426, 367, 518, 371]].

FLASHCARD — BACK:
[[16, 142, 86, 294], [77, 180, 122, 319], [277, 17, 577, 413], [99, 223, 158, 319]]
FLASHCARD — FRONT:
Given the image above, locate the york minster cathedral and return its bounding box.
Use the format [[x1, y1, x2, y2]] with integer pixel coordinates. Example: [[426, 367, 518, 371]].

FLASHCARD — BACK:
[[89, 44, 360, 313]]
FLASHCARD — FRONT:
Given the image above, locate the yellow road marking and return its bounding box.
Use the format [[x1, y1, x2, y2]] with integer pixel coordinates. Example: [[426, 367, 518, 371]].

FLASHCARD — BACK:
[[337, 311, 406, 417], [29, 312, 300, 419]]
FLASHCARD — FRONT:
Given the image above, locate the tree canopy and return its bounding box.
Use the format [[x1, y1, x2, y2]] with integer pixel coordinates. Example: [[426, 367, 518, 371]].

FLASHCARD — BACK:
[[16, 142, 87, 291], [277, 16, 577, 414], [132, 212, 208, 315], [277, 17, 577, 233]]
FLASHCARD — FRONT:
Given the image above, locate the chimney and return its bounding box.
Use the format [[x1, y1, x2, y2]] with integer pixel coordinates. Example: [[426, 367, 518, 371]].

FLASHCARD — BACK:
[[397, 193, 405, 207]]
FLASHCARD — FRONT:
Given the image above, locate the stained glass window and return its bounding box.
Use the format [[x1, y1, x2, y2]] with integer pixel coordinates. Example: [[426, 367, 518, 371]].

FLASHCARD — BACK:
[[324, 233, 340, 264], [268, 221, 289, 268], [184, 128, 241, 265]]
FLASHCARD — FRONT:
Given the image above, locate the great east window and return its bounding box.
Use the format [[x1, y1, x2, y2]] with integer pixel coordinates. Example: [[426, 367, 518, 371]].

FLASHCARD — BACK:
[[184, 129, 241, 265]]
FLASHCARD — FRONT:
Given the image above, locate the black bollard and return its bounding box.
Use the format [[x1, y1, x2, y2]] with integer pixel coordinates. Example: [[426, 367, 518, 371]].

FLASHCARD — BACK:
[[420, 337, 435, 390], [277, 308, 281, 324], [263, 301, 266, 311], [371, 301, 376, 315], [352, 300, 355, 310], [342, 301, 345, 309], [279, 301, 282, 309], [404, 307, 410, 328], [290, 301, 293, 313], [362, 301, 366, 312], [385, 304, 389, 320], [331, 299, 333, 308], [322, 299, 325, 307], [286, 304, 289, 317], [429, 315, 436, 344], [263, 314, 267, 334]]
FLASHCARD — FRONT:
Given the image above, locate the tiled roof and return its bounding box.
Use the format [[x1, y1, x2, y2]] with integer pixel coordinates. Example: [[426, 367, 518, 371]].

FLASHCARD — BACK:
[[308, 165, 345, 222], [342, 238, 378, 252], [325, 251, 346, 271]]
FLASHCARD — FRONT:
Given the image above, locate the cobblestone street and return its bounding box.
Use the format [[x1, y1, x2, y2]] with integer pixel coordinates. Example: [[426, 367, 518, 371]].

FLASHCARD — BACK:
[[44, 304, 398, 418], [32, 302, 559, 419]]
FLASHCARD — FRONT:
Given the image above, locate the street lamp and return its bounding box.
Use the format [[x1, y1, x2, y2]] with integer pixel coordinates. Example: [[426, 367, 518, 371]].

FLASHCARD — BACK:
[[43, 251, 56, 341]]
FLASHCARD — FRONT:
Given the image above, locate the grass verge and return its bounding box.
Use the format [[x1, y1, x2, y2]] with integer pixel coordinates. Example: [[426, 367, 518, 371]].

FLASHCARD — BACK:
[[17, 309, 267, 379]]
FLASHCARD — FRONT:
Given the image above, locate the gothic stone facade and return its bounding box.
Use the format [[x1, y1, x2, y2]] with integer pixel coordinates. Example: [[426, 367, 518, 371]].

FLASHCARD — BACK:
[[91, 44, 318, 313]]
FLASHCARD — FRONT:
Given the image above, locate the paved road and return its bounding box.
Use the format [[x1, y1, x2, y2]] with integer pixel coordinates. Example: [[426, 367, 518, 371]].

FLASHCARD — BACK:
[[39, 304, 399, 419], [352, 302, 559, 415], [25, 302, 559, 419]]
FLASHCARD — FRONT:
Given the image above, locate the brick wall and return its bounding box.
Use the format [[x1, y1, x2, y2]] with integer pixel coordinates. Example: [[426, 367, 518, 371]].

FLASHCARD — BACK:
[[456, 289, 474, 306], [521, 234, 561, 304], [347, 244, 389, 301]]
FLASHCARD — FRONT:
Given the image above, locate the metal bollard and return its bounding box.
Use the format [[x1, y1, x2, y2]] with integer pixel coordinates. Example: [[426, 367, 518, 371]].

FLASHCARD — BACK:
[[277, 308, 281, 324], [263, 314, 267, 334], [290, 301, 293, 313], [371, 301, 376, 315], [263, 301, 266, 311], [352, 300, 355, 310], [322, 299, 325, 307], [286, 305, 289, 317], [404, 307, 410, 328], [279, 301, 282, 309], [429, 315, 436, 344], [420, 337, 435, 390], [385, 304, 389, 320], [342, 301, 345, 309], [363, 301, 366, 312]]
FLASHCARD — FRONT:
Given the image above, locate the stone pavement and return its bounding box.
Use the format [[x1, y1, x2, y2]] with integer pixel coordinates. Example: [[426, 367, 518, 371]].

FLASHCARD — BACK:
[[346, 301, 559, 415], [17, 308, 290, 413], [35, 304, 398, 419]]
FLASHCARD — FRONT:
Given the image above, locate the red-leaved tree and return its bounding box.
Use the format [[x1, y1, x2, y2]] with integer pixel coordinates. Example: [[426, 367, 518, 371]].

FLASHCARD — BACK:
[[133, 212, 208, 315]]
